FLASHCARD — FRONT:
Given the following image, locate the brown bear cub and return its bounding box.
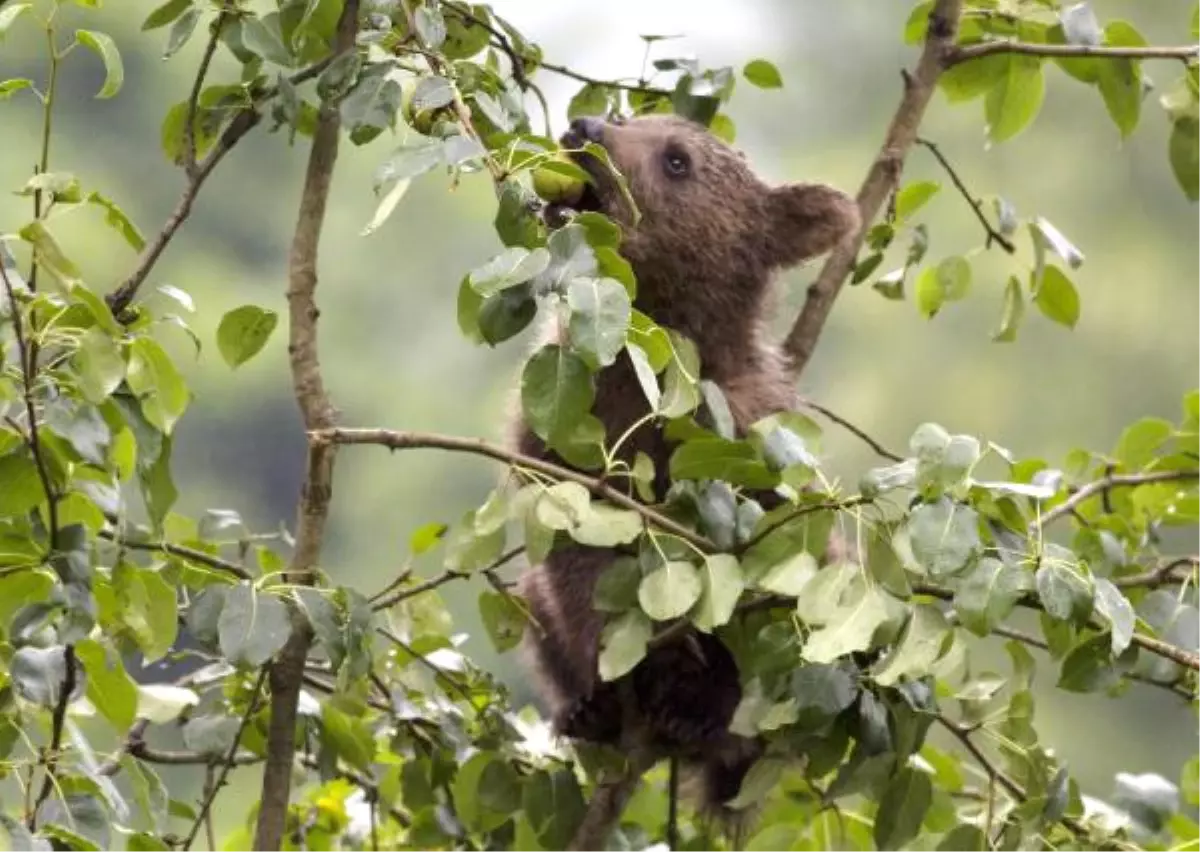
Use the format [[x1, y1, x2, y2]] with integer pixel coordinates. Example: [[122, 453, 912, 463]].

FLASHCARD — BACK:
[[513, 114, 859, 818]]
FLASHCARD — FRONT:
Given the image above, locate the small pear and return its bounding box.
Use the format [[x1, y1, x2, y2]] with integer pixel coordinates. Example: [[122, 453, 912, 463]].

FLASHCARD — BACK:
[[532, 152, 587, 205]]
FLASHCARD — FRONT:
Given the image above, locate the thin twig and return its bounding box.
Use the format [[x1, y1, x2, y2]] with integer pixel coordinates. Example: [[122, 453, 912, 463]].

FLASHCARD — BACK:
[[939, 716, 1105, 847], [0, 263, 58, 551], [106, 51, 346, 318], [183, 6, 230, 180], [988, 623, 1196, 701], [315, 427, 715, 555], [783, 0, 966, 375], [371, 546, 523, 611], [948, 40, 1199, 65], [537, 59, 665, 96], [27, 646, 76, 828], [98, 528, 252, 580], [1033, 470, 1199, 532], [181, 668, 268, 851], [799, 399, 903, 462], [28, 13, 61, 293], [1113, 556, 1198, 590], [914, 136, 1016, 253]]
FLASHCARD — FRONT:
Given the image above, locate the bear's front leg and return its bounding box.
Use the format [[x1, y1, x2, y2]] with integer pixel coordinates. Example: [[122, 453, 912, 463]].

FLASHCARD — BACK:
[[631, 630, 744, 750]]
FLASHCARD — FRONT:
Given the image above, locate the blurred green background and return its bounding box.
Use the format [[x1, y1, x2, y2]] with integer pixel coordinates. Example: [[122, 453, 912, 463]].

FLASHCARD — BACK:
[[1, 0, 1196, 838]]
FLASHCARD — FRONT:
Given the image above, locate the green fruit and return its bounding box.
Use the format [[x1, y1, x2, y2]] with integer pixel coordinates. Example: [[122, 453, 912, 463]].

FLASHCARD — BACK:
[[532, 153, 586, 204]]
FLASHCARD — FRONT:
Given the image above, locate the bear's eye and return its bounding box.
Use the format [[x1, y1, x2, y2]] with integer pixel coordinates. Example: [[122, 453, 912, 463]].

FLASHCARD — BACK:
[[662, 148, 690, 179]]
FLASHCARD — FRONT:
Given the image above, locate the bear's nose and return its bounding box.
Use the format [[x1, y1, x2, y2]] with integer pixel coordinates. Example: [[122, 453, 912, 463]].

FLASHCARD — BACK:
[[564, 116, 605, 148]]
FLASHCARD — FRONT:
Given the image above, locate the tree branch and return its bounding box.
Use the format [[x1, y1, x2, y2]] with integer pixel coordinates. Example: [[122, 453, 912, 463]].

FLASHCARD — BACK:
[[314, 427, 715, 555], [1112, 556, 1198, 590], [914, 136, 1015, 253], [183, 6, 229, 180], [252, 5, 357, 849], [1032, 469, 1199, 532], [98, 527, 252, 581], [181, 668, 267, 851], [27, 645, 76, 829], [799, 399, 903, 462], [783, 0, 965, 375], [105, 51, 345, 318], [0, 262, 58, 551], [947, 41, 1199, 66]]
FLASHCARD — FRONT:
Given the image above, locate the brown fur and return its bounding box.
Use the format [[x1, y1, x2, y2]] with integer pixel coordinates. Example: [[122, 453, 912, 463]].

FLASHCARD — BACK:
[[512, 114, 859, 824]]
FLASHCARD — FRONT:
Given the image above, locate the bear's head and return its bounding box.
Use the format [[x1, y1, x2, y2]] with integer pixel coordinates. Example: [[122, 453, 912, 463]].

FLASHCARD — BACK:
[[554, 114, 860, 325]]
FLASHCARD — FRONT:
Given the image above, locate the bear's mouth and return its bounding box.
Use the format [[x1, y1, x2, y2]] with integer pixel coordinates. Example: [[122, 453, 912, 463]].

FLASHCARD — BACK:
[[542, 173, 606, 229]]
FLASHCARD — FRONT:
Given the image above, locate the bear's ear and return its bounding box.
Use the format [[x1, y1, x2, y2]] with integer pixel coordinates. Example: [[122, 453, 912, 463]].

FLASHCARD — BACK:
[[764, 183, 860, 268]]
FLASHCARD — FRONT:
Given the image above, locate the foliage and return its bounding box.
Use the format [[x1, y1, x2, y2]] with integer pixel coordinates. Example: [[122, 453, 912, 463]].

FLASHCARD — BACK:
[[0, 1, 1196, 851]]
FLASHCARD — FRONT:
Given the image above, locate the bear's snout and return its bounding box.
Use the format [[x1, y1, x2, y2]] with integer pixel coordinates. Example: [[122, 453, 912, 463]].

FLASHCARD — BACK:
[[563, 116, 605, 149]]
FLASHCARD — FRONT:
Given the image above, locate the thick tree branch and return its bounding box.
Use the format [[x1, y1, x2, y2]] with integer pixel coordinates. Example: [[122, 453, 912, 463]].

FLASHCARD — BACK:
[[252, 5, 357, 850], [314, 427, 715, 554], [783, 0, 965, 375], [948, 41, 1199, 65]]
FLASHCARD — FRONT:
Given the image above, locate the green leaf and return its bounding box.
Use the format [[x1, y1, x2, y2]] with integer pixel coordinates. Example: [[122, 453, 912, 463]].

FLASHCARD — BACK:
[[11, 646, 77, 707], [692, 554, 744, 631], [626, 343, 660, 411], [1057, 632, 1120, 692], [87, 191, 145, 251], [1031, 216, 1085, 270], [20, 220, 79, 282], [37, 793, 110, 850], [0, 449, 46, 516], [0, 4, 32, 40], [940, 53, 1008, 102], [478, 591, 525, 653], [937, 255, 971, 301], [874, 767, 932, 850], [342, 67, 402, 145], [638, 560, 702, 621], [938, 825, 987, 850], [1097, 20, 1146, 138], [1034, 265, 1080, 329], [803, 583, 896, 664], [909, 498, 981, 576], [414, 5, 446, 48], [895, 180, 940, 222], [1036, 545, 1094, 624], [218, 584, 292, 667], [993, 274, 1025, 342], [593, 557, 642, 612], [408, 522, 447, 555], [523, 770, 586, 850], [217, 305, 278, 369], [757, 551, 819, 597], [75, 30, 124, 98], [241, 14, 294, 66], [521, 345, 595, 449], [985, 55, 1045, 142], [874, 604, 951, 686], [321, 704, 376, 771], [469, 247, 551, 297], [412, 75, 454, 111], [567, 277, 631, 368], [598, 609, 651, 680], [142, 0, 192, 30], [791, 663, 859, 727], [1116, 417, 1172, 469], [915, 266, 943, 319], [669, 438, 778, 489], [126, 338, 189, 434], [567, 83, 611, 120], [1170, 117, 1200, 201], [0, 78, 32, 100], [743, 59, 783, 89], [728, 757, 787, 810], [163, 6, 200, 58], [954, 557, 1033, 636], [1093, 577, 1135, 655], [478, 284, 537, 346], [76, 638, 137, 731]]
